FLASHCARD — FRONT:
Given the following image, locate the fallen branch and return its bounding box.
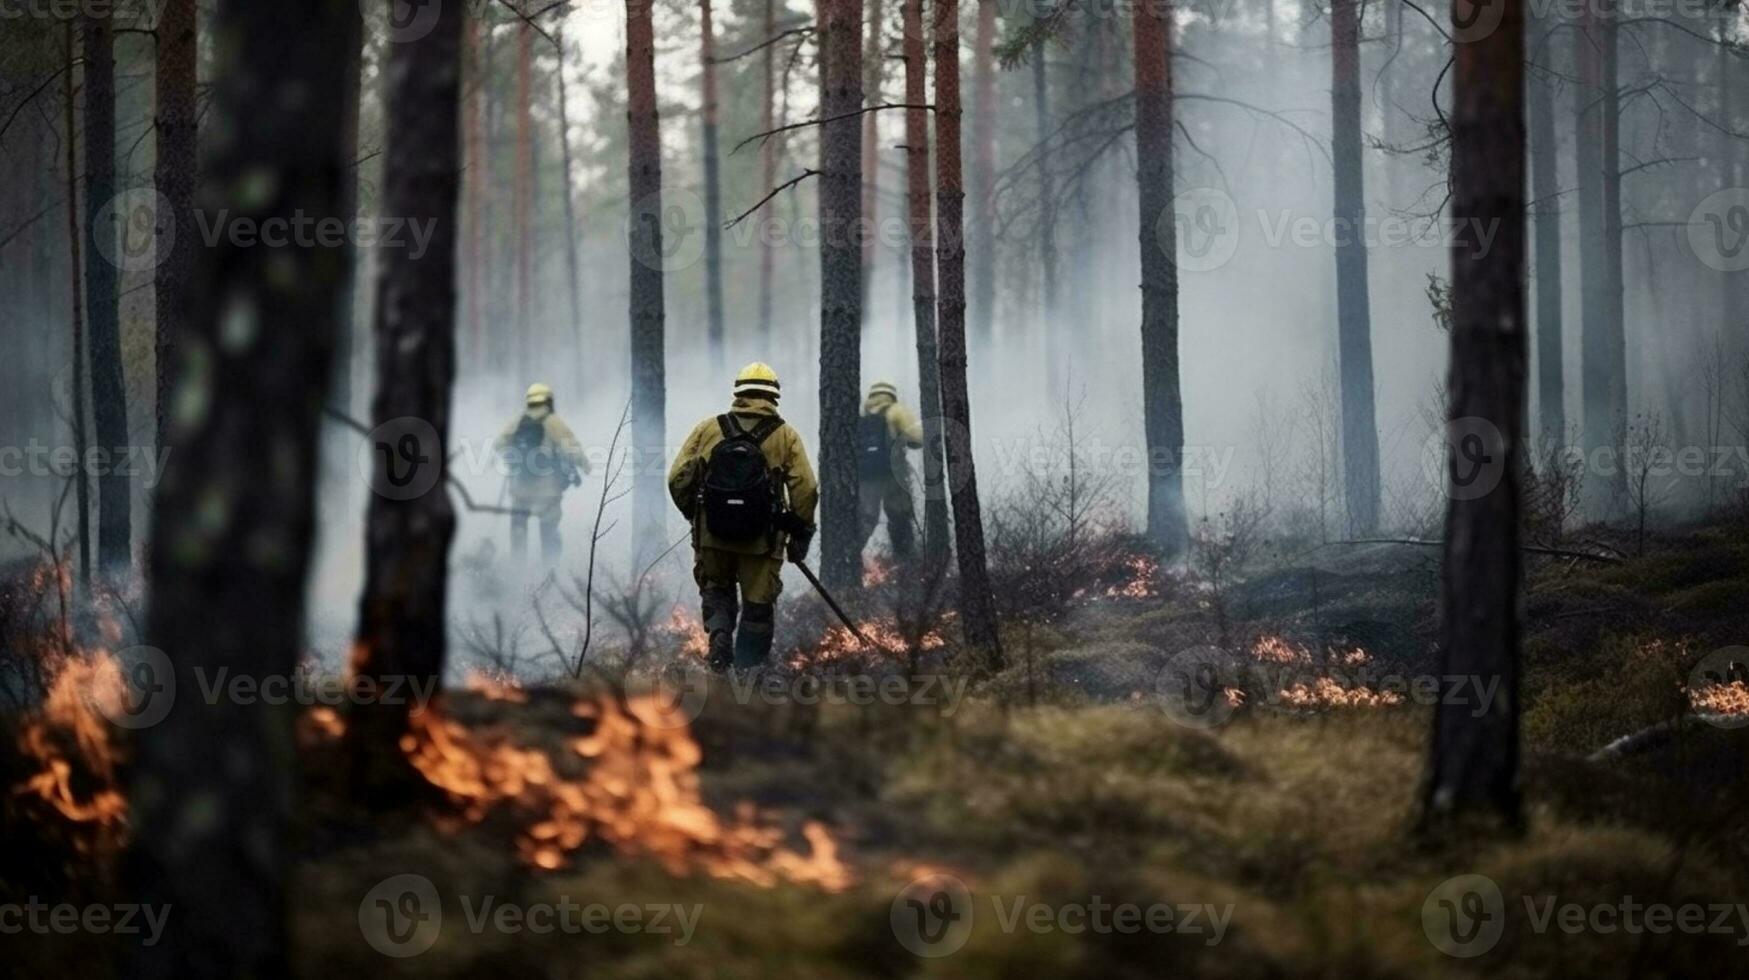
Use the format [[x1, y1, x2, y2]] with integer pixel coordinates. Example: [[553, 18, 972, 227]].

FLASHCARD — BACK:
[[1321, 537, 1622, 563]]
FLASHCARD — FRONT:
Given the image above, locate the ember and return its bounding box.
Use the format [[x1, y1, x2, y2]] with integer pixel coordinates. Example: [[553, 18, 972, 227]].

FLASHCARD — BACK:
[[1276, 677, 1403, 709], [1689, 680, 1749, 718]]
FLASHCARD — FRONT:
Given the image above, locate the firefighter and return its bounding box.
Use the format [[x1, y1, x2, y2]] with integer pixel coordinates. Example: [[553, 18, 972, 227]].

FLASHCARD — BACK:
[[667, 362, 818, 672], [856, 380, 924, 560], [494, 382, 588, 561]]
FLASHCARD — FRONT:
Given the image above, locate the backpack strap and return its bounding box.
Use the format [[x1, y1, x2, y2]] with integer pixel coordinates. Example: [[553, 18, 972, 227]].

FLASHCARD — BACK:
[[716, 413, 736, 440], [746, 416, 784, 446]]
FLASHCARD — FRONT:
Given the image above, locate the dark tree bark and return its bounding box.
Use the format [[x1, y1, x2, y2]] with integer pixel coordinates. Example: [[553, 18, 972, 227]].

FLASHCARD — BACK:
[[1528, 4, 1564, 444], [701, 0, 727, 371], [1423, 0, 1526, 828], [904, 0, 950, 561], [127, 1, 355, 975], [1331, 0, 1379, 535], [83, 14, 130, 571], [934, 0, 1003, 663], [1598, 9, 1625, 501], [155, 0, 196, 454], [818, 0, 864, 590], [1574, 4, 1624, 508], [967, 0, 995, 375], [1133, 0, 1188, 556], [627, 0, 669, 564], [464, 14, 485, 365], [62, 25, 91, 590], [330, 4, 364, 421], [758, 0, 777, 347], [346, 0, 463, 801], [514, 17, 535, 383]]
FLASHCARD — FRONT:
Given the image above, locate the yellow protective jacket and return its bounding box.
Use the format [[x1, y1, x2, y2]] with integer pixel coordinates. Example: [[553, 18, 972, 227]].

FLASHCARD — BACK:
[[862, 392, 925, 449], [667, 398, 818, 557], [493, 408, 588, 504]]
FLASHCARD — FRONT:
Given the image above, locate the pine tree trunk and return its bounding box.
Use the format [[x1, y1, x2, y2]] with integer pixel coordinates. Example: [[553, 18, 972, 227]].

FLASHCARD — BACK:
[[554, 23, 585, 384], [934, 0, 1003, 663], [1033, 21, 1061, 396], [1424, 0, 1526, 827], [701, 0, 727, 372], [1574, 5, 1619, 507], [63, 25, 91, 590], [1331, 0, 1379, 535], [127, 2, 354, 974], [758, 0, 777, 347], [1133, 0, 1188, 556], [155, 0, 196, 455], [904, 0, 950, 562], [627, 0, 669, 564], [82, 14, 130, 572], [347, 0, 463, 802], [1528, 5, 1564, 445], [860, 0, 885, 313], [330, 5, 364, 421], [465, 14, 485, 366], [514, 17, 535, 383], [967, 0, 996, 379], [1598, 9, 1626, 503], [818, 0, 865, 591]]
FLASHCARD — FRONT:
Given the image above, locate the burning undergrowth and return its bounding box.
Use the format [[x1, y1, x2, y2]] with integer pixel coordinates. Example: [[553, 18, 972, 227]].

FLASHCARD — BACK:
[[385, 686, 851, 890]]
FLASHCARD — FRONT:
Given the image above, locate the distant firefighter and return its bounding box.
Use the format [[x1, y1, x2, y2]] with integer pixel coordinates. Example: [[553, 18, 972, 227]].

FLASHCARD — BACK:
[[855, 380, 924, 560], [494, 382, 588, 561]]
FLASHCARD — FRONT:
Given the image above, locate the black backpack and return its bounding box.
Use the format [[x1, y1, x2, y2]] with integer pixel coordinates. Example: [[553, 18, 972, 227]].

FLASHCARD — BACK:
[[509, 414, 552, 477], [858, 409, 892, 481], [700, 414, 784, 542]]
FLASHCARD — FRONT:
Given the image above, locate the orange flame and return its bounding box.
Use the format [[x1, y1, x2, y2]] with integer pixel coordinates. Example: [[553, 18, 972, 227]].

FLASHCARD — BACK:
[[1690, 680, 1749, 718], [1276, 677, 1403, 709], [14, 656, 129, 840], [664, 606, 711, 660], [401, 694, 851, 890]]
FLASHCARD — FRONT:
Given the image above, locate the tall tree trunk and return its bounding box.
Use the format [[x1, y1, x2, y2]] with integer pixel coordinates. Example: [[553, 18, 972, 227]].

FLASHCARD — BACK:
[[1331, 0, 1379, 535], [1032, 17, 1061, 395], [127, 1, 354, 974], [1720, 11, 1739, 346], [554, 23, 586, 386], [62, 25, 91, 590], [1424, 0, 1526, 827], [904, 0, 949, 561], [701, 0, 727, 371], [1529, 4, 1564, 445], [465, 14, 485, 367], [1133, 0, 1188, 556], [627, 0, 669, 564], [347, 0, 463, 801], [1598, 8, 1626, 503], [860, 0, 885, 313], [155, 0, 196, 455], [818, 0, 864, 591], [758, 0, 777, 347], [934, 0, 1003, 663], [967, 0, 996, 379], [83, 14, 130, 571], [514, 15, 535, 383], [330, 4, 364, 421], [1574, 4, 1618, 508]]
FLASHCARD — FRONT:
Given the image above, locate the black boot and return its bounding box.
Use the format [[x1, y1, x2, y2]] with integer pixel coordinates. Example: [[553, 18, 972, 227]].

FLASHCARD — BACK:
[[701, 585, 738, 673], [734, 601, 776, 669]]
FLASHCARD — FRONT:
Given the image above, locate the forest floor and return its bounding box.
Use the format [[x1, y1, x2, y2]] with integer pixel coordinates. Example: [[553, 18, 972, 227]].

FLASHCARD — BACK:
[[6, 522, 1749, 978]]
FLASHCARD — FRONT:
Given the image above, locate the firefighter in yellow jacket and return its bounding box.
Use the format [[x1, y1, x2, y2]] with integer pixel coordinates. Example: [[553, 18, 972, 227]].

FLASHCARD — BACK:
[[667, 363, 818, 672], [494, 382, 588, 561], [856, 380, 924, 559]]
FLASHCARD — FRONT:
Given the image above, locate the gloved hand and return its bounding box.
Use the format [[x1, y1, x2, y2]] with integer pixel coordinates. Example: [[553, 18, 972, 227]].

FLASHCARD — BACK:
[[785, 527, 814, 563]]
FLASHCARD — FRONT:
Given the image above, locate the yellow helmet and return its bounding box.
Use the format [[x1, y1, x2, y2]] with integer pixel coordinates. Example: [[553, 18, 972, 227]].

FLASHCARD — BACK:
[[525, 382, 554, 407], [733, 362, 781, 400], [868, 380, 898, 400]]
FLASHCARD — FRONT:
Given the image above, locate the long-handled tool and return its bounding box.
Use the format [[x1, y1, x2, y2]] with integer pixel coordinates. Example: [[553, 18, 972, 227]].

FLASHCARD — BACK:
[[791, 559, 879, 651]]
